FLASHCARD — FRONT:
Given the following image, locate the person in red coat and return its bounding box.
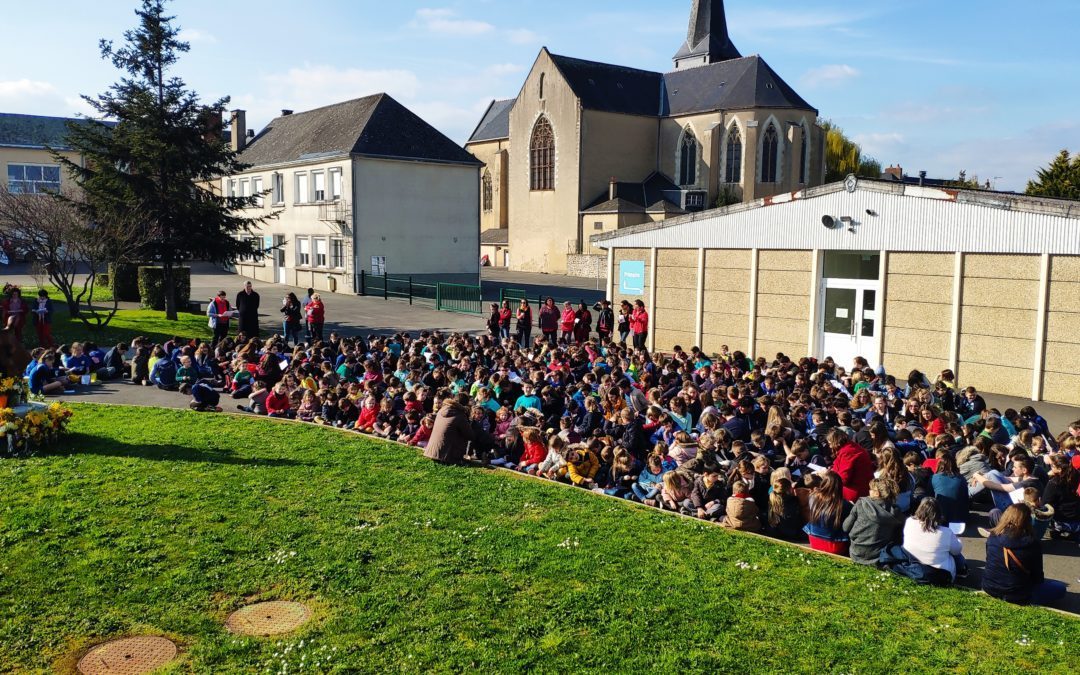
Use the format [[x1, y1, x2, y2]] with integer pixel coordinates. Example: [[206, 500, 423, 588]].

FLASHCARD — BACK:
[[828, 428, 875, 502], [305, 293, 325, 343], [630, 299, 649, 350], [559, 302, 576, 342]]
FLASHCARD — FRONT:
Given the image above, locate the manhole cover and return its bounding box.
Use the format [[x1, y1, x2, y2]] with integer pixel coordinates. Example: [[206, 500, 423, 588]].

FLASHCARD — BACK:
[[77, 636, 177, 675], [225, 601, 311, 636]]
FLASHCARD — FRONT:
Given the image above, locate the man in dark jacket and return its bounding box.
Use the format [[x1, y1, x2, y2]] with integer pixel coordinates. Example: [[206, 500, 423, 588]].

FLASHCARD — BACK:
[[424, 394, 475, 464], [592, 299, 615, 343], [235, 281, 261, 338]]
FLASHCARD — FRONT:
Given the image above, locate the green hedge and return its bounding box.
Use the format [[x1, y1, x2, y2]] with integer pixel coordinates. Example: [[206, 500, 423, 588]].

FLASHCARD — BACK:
[[137, 266, 191, 311], [108, 263, 141, 301]]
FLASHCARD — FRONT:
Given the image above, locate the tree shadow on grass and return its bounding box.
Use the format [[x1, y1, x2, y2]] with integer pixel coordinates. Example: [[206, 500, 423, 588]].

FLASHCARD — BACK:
[[42, 433, 313, 468]]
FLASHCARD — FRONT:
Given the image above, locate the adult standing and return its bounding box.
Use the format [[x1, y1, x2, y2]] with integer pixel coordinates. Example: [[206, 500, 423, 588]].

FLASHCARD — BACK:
[[301, 287, 315, 342], [630, 299, 649, 350], [424, 393, 475, 464], [206, 290, 233, 348], [515, 298, 532, 346], [32, 289, 54, 347], [235, 281, 261, 338], [498, 300, 512, 340], [981, 503, 1066, 606], [574, 301, 592, 344], [305, 292, 325, 343], [559, 301, 576, 342], [279, 292, 303, 346], [593, 299, 614, 343], [538, 297, 559, 347], [617, 301, 632, 345]]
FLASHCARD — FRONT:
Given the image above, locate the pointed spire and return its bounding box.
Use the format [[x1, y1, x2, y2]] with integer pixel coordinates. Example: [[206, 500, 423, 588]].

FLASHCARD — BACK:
[[673, 0, 742, 70]]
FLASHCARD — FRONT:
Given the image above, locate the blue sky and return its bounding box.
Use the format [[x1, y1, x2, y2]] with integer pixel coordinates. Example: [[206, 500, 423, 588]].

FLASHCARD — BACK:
[[2, 0, 1078, 191]]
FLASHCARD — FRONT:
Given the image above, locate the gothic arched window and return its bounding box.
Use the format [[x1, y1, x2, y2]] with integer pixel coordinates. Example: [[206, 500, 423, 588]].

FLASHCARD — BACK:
[[760, 123, 780, 183], [799, 124, 809, 184], [482, 170, 493, 212], [724, 125, 742, 183], [530, 116, 555, 191], [679, 129, 698, 186]]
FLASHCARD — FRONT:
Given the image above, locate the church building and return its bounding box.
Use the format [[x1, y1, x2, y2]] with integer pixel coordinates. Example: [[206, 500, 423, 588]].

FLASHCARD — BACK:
[[466, 0, 824, 274]]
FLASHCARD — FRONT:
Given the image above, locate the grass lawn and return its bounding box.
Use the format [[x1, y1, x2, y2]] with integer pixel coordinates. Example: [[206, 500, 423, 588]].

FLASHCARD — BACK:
[[0, 404, 1076, 673], [31, 284, 115, 304], [42, 307, 211, 348]]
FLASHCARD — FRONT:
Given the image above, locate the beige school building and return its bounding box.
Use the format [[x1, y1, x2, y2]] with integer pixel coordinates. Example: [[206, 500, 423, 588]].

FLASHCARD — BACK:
[[596, 176, 1080, 407]]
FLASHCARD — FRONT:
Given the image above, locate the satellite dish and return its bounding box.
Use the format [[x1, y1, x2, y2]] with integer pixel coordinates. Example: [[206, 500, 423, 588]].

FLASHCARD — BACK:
[[822, 215, 838, 229]]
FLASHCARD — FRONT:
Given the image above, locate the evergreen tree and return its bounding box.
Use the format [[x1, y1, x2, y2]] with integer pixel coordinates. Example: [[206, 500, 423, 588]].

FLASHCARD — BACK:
[[53, 0, 275, 320], [1026, 150, 1080, 200]]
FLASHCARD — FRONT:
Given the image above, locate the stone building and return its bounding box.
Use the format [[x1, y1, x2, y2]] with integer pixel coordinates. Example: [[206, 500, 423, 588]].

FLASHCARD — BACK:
[[594, 176, 1080, 406], [465, 0, 824, 274], [225, 94, 482, 293]]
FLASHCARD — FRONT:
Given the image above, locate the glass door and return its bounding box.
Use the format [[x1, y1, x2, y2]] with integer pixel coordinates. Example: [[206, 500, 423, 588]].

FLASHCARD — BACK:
[[820, 280, 880, 369]]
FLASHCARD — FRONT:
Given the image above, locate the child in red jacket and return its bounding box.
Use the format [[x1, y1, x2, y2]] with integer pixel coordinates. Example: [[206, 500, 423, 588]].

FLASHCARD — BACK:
[[354, 395, 378, 433], [518, 427, 547, 474], [265, 382, 292, 418]]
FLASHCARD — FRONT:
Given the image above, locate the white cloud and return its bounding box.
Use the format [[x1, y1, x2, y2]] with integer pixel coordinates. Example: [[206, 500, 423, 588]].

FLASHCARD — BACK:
[[853, 131, 905, 158], [179, 28, 217, 44], [505, 28, 541, 45], [0, 79, 95, 117], [484, 63, 524, 77], [801, 64, 860, 88], [413, 8, 494, 36]]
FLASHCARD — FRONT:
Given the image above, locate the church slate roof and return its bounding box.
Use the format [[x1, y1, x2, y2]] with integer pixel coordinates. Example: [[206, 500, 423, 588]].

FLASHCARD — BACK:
[[582, 197, 646, 214], [240, 94, 481, 168], [583, 173, 685, 214], [0, 113, 114, 150], [664, 56, 816, 115], [480, 228, 509, 245], [673, 0, 742, 64], [538, 53, 813, 119], [549, 54, 665, 117], [468, 98, 515, 143]]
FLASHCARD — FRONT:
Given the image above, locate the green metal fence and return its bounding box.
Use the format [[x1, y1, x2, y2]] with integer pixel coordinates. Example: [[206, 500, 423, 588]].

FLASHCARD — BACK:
[[499, 287, 528, 303], [437, 282, 483, 315]]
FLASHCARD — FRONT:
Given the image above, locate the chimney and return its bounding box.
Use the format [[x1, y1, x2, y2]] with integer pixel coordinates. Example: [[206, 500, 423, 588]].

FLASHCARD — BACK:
[[609, 177, 617, 200], [229, 109, 246, 152], [281, 109, 294, 116], [884, 165, 903, 180], [918, 170, 927, 187]]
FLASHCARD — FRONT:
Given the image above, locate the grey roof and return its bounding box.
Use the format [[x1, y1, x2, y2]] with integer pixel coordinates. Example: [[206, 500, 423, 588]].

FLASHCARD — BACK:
[[583, 173, 684, 213], [665, 56, 816, 115], [537, 52, 812, 119], [468, 99, 515, 143], [673, 0, 742, 64], [240, 94, 481, 168], [480, 228, 509, 245], [582, 197, 646, 214], [0, 113, 114, 150], [549, 53, 665, 117]]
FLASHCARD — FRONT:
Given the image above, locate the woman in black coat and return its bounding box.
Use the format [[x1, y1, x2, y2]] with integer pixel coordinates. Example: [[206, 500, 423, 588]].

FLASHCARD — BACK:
[[982, 504, 1066, 606]]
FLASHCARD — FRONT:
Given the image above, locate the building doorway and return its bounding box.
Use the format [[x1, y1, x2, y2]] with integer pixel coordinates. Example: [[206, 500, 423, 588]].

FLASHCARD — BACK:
[[818, 252, 881, 369]]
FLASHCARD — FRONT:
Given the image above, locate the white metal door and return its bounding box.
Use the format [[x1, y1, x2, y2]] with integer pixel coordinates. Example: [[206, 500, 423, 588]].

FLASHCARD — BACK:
[[820, 279, 879, 369], [273, 235, 287, 284]]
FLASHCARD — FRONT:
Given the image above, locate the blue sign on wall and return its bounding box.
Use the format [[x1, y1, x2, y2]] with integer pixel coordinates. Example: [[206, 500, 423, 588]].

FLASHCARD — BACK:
[[618, 260, 645, 296]]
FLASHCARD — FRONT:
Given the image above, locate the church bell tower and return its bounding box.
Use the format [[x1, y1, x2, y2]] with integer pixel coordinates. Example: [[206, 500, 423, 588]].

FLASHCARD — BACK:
[[672, 0, 742, 70]]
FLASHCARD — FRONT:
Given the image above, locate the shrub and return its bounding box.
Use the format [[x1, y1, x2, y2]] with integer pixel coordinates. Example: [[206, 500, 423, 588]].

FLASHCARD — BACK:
[[108, 263, 141, 301], [137, 266, 191, 311]]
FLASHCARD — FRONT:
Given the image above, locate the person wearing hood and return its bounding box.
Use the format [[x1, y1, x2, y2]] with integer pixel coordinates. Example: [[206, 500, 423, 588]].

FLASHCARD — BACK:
[[844, 478, 905, 565], [828, 428, 875, 502], [424, 394, 475, 464]]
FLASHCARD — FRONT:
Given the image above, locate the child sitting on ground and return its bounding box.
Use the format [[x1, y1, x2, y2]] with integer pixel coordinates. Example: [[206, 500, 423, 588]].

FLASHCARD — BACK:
[[354, 395, 378, 433], [566, 444, 600, 488], [843, 477, 904, 565], [517, 427, 548, 475], [766, 473, 804, 540], [721, 480, 761, 532], [538, 435, 568, 480], [633, 454, 668, 505]]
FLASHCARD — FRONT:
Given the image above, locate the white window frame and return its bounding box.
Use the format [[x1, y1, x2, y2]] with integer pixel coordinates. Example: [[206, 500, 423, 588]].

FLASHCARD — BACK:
[[226, 179, 237, 198], [312, 171, 326, 202], [252, 177, 264, 207], [271, 173, 284, 205], [314, 237, 328, 268], [239, 179, 250, 198], [6, 164, 62, 194], [330, 237, 346, 269], [297, 236, 311, 267], [295, 172, 308, 204], [329, 168, 343, 201]]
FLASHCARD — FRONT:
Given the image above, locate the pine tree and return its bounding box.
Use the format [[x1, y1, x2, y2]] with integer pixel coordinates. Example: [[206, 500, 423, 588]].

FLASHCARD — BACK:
[[1026, 150, 1080, 200], [53, 0, 275, 320]]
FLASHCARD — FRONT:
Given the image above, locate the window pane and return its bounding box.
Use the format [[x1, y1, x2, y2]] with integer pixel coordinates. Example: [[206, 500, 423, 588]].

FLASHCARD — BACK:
[[7, 165, 23, 181], [823, 252, 880, 280], [43, 166, 60, 182], [823, 288, 856, 335], [24, 166, 42, 181]]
